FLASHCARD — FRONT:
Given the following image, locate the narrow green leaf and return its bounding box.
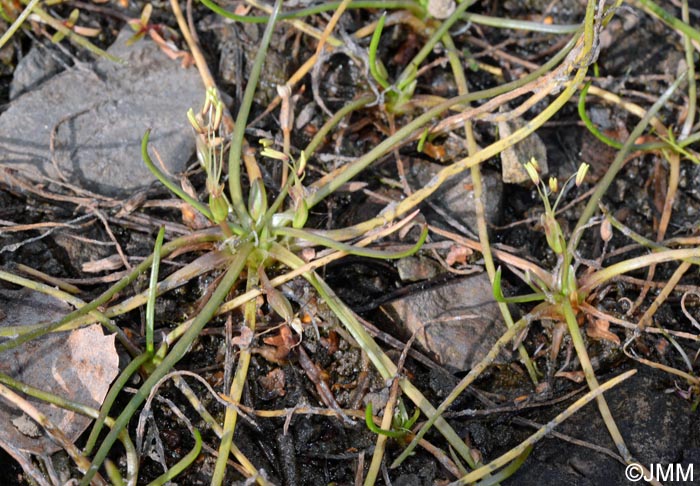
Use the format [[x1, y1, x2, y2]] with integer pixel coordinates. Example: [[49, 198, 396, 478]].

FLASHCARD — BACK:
[[141, 129, 214, 221], [146, 429, 202, 486], [369, 14, 391, 90], [365, 403, 405, 439], [146, 226, 166, 355]]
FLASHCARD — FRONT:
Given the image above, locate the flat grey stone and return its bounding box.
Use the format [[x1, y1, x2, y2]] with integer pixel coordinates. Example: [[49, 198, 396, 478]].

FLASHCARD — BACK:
[[0, 28, 203, 196], [9, 44, 67, 100], [385, 273, 511, 371]]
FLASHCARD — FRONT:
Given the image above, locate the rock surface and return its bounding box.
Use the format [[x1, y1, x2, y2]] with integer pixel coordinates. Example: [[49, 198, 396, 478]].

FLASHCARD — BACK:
[[0, 28, 203, 196], [498, 113, 549, 185], [405, 159, 502, 236], [505, 368, 699, 485], [396, 255, 442, 282], [385, 273, 510, 371], [9, 45, 66, 100]]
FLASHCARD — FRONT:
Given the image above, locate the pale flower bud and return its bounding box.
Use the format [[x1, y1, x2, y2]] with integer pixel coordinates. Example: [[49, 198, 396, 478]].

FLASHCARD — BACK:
[[524, 160, 540, 185], [576, 163, 590, 187]]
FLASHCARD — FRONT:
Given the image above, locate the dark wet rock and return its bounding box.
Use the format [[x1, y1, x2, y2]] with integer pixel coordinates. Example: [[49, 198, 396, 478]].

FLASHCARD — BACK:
[[394, 457, 437, 486], [9, 44, 67, 100], [393, 473, 421, 486], [276, 431, 298, 486], [467, 421, 516, 459], [405, 159, 502, 236], [385, 273, 511, 371], [51, 228, 117, 274], [428, 366, 460, 399], [0, 231, 63, 275], [505, 368, 697, 485], [0, 27, 202, 196]]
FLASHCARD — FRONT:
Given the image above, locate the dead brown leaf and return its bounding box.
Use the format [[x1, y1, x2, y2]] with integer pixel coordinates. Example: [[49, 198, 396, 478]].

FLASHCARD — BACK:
[[445, 244, 471, 266], [232, 326, 254, 349], [586, 319, 620, 345], [555, 370, 586, 383], [258, 368, 286, 399], [262, 325, 299, 360]]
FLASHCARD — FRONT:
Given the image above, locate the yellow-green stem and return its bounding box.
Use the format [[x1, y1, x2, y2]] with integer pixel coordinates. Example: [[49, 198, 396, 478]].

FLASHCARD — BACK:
[[211, 257, 260, 485], [319, 35, 591, 238], [561, 299, 631, 461], [443, 30, 539, 384]]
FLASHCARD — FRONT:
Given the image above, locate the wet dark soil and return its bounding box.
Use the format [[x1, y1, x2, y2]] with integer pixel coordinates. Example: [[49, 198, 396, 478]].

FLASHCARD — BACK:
[[1, 1, 700, 485]]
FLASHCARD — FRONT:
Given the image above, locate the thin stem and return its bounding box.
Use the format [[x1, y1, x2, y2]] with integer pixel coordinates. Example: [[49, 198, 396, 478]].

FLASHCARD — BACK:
[[635, 0, 700, 44], [83, 352, 153, 455], [390, 310, 538, 468], [562, 299, 632, 462], [142, 130, 214, 221], [0, 0, 41, 49], [443, 29, 539, 383], [307, 33, 579, 209], [462, 12, 579, 33], [364, 402, 395, 484], [303, 94, 375, 158], [272, 225, 427, 259], [269, 242, 477, 466], [0, 269, 139, 355], [368, 14, 390, 90], [580, 247, 700, 293], [145, 429, 202, 486], [0, 383, 109, 485], [170, 0, 216, 89], [146, 227, 166, 355], [199, 0, 423, 24], [0, 230, 221, 354], [320, 40, 589, 237], [680, 0, 697, 139], [228, 0, 283, 223], [395, 0, 477, 91], [211, 257, 260, 485], [30, 6, 123, 63]]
